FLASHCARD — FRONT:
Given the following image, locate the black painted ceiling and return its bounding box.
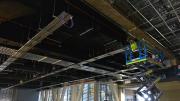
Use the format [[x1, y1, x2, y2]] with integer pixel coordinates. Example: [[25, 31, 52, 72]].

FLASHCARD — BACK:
[[0, 0, 129, 88], [109, 0, 180, 59], [0, 0, 178, 89]]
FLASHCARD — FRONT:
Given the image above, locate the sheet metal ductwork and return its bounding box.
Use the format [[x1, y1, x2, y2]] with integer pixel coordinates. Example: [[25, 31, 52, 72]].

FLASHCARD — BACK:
[[0, 46, 126, 78], [0, 12, 72, 71]]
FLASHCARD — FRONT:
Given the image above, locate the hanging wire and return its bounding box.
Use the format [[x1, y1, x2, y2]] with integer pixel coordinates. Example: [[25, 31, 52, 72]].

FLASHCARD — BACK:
[[38, 14, 42, 30], [38, 0, 42, 30], [52, 0, 57, 18], [27, 27, 31, 40]]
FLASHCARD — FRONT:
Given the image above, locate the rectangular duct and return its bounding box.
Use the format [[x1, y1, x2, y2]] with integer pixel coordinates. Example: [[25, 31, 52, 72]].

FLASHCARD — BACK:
[[0, 12, 72, 71], [0, 46, 117, 76], [0, 46, 131, 83]]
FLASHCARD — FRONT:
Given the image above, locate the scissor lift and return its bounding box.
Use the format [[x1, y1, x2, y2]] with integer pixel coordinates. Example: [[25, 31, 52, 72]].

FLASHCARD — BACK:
[[125, 40, 165, 101], [136, 70, 162, 101]]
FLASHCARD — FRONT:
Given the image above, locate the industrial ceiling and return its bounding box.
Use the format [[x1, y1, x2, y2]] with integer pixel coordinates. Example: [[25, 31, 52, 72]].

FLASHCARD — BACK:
[[0, 0, 179, 89], [85, 0, 180, 59], [112, 0, 180, 58]]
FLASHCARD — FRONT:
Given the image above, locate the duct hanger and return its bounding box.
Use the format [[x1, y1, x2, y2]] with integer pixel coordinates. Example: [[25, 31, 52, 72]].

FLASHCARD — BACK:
[[52, 0, 57, 18]]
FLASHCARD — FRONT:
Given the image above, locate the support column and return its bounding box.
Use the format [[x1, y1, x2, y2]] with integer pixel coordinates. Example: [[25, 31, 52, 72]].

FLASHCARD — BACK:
[[109, 81, 119, 101], [118, 86, 125, 101]]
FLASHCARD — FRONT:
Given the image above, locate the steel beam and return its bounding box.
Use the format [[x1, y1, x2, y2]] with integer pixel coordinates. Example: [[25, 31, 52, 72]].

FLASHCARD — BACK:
[[167, 0, 180, 22], [127, 0, 172, 46], [147, 0, 176, 36], [145, 15, 179, 32], [127, 1, 180, 20]]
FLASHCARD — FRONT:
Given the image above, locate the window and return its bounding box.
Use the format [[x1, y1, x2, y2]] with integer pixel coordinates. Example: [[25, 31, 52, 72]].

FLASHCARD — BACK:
[[81, 83, 94, 101], [38, 82, 116, 101], [64, 87, 71, 101], [99, 84, 114, 101]]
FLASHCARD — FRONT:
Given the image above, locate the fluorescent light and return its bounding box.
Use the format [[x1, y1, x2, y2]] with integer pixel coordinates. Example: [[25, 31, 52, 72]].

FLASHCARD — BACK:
[[79, 28, 93, 36], [38, 57, 47, 62], [52, 60, 62, 64]]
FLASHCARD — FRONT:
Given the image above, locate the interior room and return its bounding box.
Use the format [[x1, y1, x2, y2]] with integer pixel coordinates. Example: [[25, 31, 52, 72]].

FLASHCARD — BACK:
[[0, 0, 179, 101]]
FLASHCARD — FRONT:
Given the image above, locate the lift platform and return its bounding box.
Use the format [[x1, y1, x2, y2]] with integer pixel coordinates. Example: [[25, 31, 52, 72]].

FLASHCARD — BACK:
[[124, 40, 165, 101], [125, 40, 165, 68]]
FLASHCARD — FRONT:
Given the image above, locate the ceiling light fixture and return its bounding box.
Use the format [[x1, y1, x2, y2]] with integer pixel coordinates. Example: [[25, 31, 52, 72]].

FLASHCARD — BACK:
[[38, 57, 47, 62], [52, 60, 62, 64]]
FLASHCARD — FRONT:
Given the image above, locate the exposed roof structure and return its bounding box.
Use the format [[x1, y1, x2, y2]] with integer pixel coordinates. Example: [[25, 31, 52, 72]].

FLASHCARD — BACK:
[[111, 0, 180, 58], [0, 0, 179, 89]]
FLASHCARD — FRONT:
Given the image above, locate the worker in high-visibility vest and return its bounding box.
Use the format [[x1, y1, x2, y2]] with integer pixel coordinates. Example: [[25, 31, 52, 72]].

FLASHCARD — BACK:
[[130, 40, 138, 52]]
